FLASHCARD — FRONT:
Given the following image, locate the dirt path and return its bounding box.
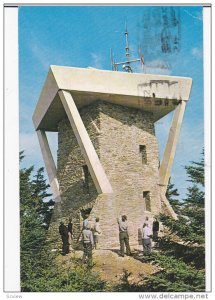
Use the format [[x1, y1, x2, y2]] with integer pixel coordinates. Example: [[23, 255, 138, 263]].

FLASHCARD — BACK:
[[57, 248, 157, 287], [92, 249, 156, 286]]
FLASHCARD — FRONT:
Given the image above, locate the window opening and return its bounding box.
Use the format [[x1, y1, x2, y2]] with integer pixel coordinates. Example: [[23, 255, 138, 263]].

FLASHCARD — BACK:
[[82, 165, 90, 193], [143, 191, 151, 211], [139, 145, 147, 164]]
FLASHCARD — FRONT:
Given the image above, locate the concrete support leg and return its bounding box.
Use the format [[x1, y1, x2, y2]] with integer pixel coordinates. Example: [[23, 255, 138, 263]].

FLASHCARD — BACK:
[[159, 100, 187, 191], [58, 90, 113, 195], [37, 130, 61, 202], [159, 100, 187, 219]]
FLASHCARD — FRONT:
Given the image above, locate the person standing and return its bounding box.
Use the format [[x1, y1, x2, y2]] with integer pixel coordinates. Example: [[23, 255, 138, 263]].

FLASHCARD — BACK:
[[68, 218, 73, 251], [152, 217, 160, 240], [83, 213, 90, 228], [93, 217, 101, 249], [117, 215, 131, 257], [77, 213, 90, 243], [59, 221, 69, 256], [142, 222, 152, 255], [82, 223, 94, 266], [145, 216, 152, 229]]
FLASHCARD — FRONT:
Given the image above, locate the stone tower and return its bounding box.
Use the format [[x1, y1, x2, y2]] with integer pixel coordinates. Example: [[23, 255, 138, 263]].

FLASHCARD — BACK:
[[33, 66, 192, 248]]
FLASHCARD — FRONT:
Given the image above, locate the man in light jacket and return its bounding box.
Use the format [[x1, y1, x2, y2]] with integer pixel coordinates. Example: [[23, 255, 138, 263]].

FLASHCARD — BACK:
[[142, 222, 152, 255], [82, 223, 94, 266]]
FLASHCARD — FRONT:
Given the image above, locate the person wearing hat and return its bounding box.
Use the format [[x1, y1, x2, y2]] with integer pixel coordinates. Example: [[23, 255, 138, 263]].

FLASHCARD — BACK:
[[59, 221, 69, 256], [117, 215, 132, 257]]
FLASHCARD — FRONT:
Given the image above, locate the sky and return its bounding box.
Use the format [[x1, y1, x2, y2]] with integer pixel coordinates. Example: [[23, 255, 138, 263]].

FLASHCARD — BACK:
[[19, 5, 204, 200]]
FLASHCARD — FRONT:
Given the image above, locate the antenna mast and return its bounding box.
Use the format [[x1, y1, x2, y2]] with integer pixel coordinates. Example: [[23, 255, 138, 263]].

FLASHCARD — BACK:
[[111, 22, 144, 73], [124, 21, 132, 72]]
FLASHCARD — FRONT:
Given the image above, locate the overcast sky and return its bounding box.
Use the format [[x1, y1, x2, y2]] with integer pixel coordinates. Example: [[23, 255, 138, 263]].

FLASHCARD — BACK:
[[19, 5, 204, 199]]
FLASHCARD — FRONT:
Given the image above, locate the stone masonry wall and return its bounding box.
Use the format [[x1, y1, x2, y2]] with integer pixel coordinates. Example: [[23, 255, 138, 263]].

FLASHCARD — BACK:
[[48, 104, 101, 246], [49, 100, 161, 249], [97, 102, 161, 247]]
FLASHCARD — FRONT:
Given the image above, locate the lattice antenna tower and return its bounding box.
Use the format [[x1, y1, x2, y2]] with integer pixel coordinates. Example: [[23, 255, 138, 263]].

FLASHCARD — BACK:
[[111, 21, 145, 73]]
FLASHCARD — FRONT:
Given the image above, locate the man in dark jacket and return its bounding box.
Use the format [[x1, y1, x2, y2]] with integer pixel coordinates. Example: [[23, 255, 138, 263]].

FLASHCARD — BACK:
[[68, 218, 73, 236], [67, 218, 73, 252], [59, 221, 69, 255], [152, 217, 160, 240]]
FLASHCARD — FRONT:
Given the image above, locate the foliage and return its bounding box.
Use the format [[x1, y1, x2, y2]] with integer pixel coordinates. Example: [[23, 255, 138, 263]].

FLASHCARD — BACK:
[[22, 258, 106, 292], [140, 253, 205, 292], [20, 149, 205, 292], [20, 151, 54, 229], [31, 167, 55, 228], [159, 214, 204, 246], [185, 149, 204, 186], [165, 180, 181, 213], [148, 151, 205, 291], [20, 151, 106, 292], [115, 253, 205, 292]]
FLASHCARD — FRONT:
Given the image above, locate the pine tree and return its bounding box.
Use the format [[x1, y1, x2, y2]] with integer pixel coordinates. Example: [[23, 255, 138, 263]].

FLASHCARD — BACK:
[[20, 151, 34, 218], [31, 167, 54, 228], [161, 150, 205, 245], [20, 152, 51, 290], [20, 151, 54, 229], [185, 149, 204, 186], [157, 161, 205, 274], [124, 150, 206, 292], [20, 152, 106, 292], [165, 179, 181, 213]]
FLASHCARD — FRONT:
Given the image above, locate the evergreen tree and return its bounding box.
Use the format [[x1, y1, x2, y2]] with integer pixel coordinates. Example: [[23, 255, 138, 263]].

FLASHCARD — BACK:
[[185, 149, 204, 186], [117, 150, 205, 292], [160, 151, 205, 284], [20, 151, 34, 218], [20, 152, 51, 290], [165, 179, 181, 213], [20, 152, 106, 292], [31, 167, 54, 228], [20, 151, 54, 228], [162, 151, 205, 245]]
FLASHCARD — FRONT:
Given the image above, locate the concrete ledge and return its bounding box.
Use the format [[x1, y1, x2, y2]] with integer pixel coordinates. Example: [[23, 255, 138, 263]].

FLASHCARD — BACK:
[[33, 66, 192, 131]]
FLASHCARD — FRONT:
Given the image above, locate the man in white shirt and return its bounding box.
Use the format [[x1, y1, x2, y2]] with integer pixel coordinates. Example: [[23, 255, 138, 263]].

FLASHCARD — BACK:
[[142, 222, 152, 255], [93, 217, 102, 249]]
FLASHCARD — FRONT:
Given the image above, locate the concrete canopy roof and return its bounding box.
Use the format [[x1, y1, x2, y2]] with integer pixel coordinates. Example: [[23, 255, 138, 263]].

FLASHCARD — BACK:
[[33, 65, 192, 132]]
